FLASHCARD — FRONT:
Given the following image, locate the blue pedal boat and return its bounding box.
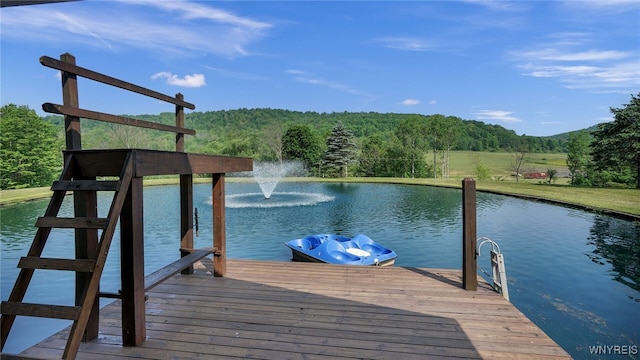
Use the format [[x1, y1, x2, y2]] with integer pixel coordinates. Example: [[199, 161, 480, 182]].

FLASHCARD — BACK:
[[285, 234, 397, 266]]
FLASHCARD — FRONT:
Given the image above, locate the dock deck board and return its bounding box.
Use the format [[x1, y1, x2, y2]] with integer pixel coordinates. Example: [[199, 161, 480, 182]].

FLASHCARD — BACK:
[[12, 259, 570, 359]]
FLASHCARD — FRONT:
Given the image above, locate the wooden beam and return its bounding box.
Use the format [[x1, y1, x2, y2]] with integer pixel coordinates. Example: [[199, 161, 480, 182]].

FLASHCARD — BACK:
[[1, 1, 79, 7], [462, 178, 477, 291], [52, 180, 119, 191], [0, 302, 80, 320], [72, 172, 100, 341], [35, 217, 107, 229], [175, 93, 186, 152], [212, 174, 226, 277], [42, 103, 196, 135], [18, 257, 95, 272], [65, 150, 253, 177], [144, 249, 212, 291], [60, 53, 81, 151], [180, 175, 194, 275], [41, 56, 196, 110], [119, 177, 145, 346]]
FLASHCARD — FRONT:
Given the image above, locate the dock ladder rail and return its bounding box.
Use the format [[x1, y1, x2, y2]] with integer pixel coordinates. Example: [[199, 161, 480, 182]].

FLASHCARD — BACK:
[[477, 237, 510, 301]]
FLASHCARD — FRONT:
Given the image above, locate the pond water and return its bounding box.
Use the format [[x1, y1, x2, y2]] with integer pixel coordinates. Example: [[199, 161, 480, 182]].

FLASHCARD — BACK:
[[1, 181, 638, 358]]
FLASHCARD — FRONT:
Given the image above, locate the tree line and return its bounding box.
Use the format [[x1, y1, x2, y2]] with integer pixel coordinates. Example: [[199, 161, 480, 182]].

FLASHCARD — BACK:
[[566, 93, 640, 188], [41, 107, 567, 155], [2, 95, 637, 189]]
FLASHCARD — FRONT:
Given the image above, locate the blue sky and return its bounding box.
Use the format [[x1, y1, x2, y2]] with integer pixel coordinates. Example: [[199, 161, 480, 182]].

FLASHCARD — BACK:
[[1, 0, 638, 136]]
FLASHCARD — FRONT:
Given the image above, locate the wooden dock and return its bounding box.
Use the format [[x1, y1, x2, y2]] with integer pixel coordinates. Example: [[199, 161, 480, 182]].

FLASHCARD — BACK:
[[10, 259, 570, 360]]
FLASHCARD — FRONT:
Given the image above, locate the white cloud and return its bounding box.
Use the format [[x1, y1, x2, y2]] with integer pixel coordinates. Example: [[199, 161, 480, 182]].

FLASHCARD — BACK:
[[0, 1, 272, 57], [509, 33, 640, 93], [128, 0, 271, 30], [462, 0, 529, 12], [152, 72, 206, 88], [475, 110, 522, 123], [517, 49, 630, 62], [374, 37, 434, 51], [285, 70, 367, 96], [428, 99, 437, 105], [401, 99, 420, 106], [561, 0, 640, 14]]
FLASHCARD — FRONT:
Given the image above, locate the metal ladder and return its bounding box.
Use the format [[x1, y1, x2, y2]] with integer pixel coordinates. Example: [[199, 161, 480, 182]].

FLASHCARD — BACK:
[[477, 237, 510, 301], [1, 152, 134, 359]]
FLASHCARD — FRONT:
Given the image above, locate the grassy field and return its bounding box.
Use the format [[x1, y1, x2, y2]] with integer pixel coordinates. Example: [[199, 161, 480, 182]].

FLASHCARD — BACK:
[[446, 151, 569, 181], [1, 152, 638, 218]]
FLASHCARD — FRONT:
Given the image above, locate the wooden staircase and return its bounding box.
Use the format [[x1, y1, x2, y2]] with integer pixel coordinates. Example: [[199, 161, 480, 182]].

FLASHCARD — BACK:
[[1, 152, 134, 359]]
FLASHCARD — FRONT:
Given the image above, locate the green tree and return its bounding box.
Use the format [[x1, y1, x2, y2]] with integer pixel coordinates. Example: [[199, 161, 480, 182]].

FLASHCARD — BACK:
[[425, 114, 462, 179], [321, 121, 356, 177], [395, 115, 429, 178], [590, 93, 640, 188], [566, 131, 591, 185], [1, 104, 62, 189], [439, 116, 462, 179], [263, 122, 285, 162], [358, 135, 386, 177], [425, 114, 444, 178], [282, 124, 324, 172], [547, 168, 558, 184], [475, 163, 491, 181], [512, 135, 528, 183], [382, 140, 430, 178]]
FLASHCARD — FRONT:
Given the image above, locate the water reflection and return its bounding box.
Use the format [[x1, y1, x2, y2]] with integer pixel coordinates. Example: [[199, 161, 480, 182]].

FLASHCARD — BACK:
[[1, 182, 638, 358], [587, 215, 640, 296]]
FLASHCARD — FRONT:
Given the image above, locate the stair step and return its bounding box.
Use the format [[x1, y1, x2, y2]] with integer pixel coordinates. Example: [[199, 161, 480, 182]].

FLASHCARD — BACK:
[[18, 257, 96, 272], [1, 301, 81, 320], [52, 180, 119, 191], [35, 217, 107, 229]]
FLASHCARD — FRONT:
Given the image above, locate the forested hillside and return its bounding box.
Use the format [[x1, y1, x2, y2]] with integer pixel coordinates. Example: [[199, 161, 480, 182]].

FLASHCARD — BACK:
[[42, 108, 567, 155]]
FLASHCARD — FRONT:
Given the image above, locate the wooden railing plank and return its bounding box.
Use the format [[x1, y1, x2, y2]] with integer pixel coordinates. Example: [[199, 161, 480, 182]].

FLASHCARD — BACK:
[[35, 217, 107, 229], [42, 103, 196, 135], [40, 56, 196, 109]]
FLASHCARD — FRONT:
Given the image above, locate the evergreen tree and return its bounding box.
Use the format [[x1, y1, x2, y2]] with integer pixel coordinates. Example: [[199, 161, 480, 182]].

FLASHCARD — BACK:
[[590, 93, 640, 188], [321, 121, 356, 177], [1, 104, 62, 189]]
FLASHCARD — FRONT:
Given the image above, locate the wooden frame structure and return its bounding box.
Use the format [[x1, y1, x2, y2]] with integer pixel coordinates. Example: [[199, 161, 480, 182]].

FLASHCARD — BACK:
[[0, 53, 252, 359]]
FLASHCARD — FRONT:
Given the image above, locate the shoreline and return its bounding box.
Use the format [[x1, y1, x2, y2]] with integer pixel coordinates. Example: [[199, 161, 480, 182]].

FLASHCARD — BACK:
[[1, 176, 638, 221]]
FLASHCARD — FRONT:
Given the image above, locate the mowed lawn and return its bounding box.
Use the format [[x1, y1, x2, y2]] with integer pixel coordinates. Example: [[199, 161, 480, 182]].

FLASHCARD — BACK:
[[446, 151, 569, 180]]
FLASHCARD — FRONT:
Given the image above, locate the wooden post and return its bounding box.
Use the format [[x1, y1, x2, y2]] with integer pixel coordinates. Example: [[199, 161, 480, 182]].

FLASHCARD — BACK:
[[61, 53, 100, 340], [61, 53, 81, 151], [119, 177, 146, 346], [212, 173, 226, 277], [180, 175, 194, 275], [462, 178, 477, 291], [175, 93, 185, 152], [175, 92, 195, 274], [74, 178, 99, 342]]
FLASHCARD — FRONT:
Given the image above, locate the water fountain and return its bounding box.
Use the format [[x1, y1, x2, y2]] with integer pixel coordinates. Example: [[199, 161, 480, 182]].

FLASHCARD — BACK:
[[252, 161, 302, 199], [219, 161, 335, 208]]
